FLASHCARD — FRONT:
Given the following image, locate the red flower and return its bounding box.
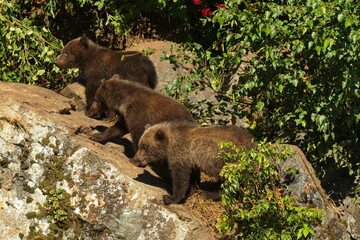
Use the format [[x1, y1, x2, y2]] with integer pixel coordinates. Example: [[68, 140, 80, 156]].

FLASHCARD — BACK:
[[193, 0, 202, 5], [32, 0, 46, 7], [215, 4, 226, 9], [201, 7, 212, 16]]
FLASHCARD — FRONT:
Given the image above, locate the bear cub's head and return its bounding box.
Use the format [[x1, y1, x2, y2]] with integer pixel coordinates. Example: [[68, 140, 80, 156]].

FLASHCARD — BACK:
[[86, 78, 109, 119], [132, 124, 169, 167], [55, 36, 90, 69]]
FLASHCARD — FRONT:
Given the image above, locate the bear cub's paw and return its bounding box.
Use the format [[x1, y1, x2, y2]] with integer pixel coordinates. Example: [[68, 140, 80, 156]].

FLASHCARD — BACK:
[[163, 195, 181, 205], [90, 133, 108, 143]]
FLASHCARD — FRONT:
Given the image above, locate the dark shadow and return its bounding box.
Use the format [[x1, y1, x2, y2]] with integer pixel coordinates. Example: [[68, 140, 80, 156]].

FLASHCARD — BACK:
[[110, 138, 135, 158], [92, 125, 135, 158], [199, 181, 223, 201], [322, 165, 356, 206], [74, 72, 86, 85], [133, 170, 172, 193], [93, 125, 108, 132], [200, 180, 222, 191]]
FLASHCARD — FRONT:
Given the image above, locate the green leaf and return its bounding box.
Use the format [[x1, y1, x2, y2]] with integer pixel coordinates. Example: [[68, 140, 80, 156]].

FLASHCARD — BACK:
[[323, 38, 333, 50], [256, 101, 265, 110], [337, 13, 344, 22], [306, 20, 313, 28], [21, 18, 32, 26], [345, 19, 352, 28], [315, 46, 322, 55], [265, 26, 271, 36]]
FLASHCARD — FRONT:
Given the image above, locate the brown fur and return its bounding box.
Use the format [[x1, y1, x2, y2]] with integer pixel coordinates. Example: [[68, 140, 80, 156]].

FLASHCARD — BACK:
[[132, 121, 256, 204], [86, 75, 197, 154], [55, 36, 157, 112]]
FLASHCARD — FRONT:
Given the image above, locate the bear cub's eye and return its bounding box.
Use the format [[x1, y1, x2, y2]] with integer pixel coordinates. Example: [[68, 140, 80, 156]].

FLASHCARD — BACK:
[[140, 144, 147, 151]]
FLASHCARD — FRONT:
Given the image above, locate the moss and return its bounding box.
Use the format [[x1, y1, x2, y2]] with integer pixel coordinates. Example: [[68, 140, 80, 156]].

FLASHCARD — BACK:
[[25, 224, 47, 240], [35, 153, 44, 161], [25, 137, 85, 240], [26, 197, 34, 203], [19, 146, 30, 162], [26, 225, 36, 240], [49, 155, 59, 162], [67, 179, 75, 188], [41, 138, 50, 146], [0, 158, 10, 168], [26, 212, 37, 219], [23, 184, 35, 194]]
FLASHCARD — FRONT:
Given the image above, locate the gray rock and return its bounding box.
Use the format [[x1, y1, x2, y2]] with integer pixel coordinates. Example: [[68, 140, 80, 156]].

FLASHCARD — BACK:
[[279, 145, 360, 240], [60, 82, 86, 111], [0, 81, 213, 240], [126, 41, 192, 91]]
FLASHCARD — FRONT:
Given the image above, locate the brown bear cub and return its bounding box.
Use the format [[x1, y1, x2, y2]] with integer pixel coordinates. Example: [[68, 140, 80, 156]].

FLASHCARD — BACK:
[[55, 36, 157, 113], [86, 75, 197, 153], [132, 121, 256, 205]]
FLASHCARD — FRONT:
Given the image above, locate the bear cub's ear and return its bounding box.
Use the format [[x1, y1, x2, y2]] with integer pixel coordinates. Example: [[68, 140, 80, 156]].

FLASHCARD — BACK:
[[155, 129, 166, 141], [100, 79, 107, 90], [80, 36, 89, 49]]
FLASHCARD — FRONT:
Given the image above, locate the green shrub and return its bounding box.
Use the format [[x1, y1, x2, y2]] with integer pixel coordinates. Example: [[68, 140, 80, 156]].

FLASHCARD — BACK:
[[0, 1, 74, 89], [20, 0, 194, 44], [217, 141, 323, 239], [167, 0, 360, 176]]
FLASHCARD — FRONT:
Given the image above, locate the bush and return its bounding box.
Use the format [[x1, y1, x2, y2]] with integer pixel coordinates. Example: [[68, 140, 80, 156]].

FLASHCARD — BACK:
[[19, 0, 195, 45], [0, 0, 72, 89], [167, 0, 360, 176], [216, 141, 323, 239]]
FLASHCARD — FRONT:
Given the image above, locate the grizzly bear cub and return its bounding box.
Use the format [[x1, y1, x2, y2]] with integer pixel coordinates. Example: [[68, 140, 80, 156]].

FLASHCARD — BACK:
[[86, 75, 196, 153], [132, 121, 256, 205], [55, 36, 157, 113]]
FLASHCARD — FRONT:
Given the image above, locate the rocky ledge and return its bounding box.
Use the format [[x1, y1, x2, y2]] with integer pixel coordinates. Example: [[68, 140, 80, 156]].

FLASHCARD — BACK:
[[0, 81, 213, 240]]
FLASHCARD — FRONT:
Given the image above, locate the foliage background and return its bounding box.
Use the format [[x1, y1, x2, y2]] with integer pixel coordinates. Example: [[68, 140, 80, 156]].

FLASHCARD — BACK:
[[168, 0, 360, 188], [1, 0, 359, 236]]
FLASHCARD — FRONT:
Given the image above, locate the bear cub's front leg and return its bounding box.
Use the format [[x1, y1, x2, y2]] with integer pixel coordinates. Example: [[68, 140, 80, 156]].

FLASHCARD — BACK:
[[163, 165, 192, 205], [90, 123, 126, 143]]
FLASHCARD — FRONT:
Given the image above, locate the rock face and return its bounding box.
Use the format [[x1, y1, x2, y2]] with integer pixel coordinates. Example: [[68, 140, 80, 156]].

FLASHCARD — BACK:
[[279, 145, 360, 240], [0, 81, 212, 240], [126, 41, 191, 92]]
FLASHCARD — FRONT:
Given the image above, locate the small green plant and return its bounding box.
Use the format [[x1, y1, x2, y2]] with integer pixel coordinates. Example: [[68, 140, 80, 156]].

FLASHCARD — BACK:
[[216, 141, 323, 239], [24, 188, 74, 239], [160, 43, 179, 63], [45, 188, 70, 225], [141, 47, 156, 57]]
